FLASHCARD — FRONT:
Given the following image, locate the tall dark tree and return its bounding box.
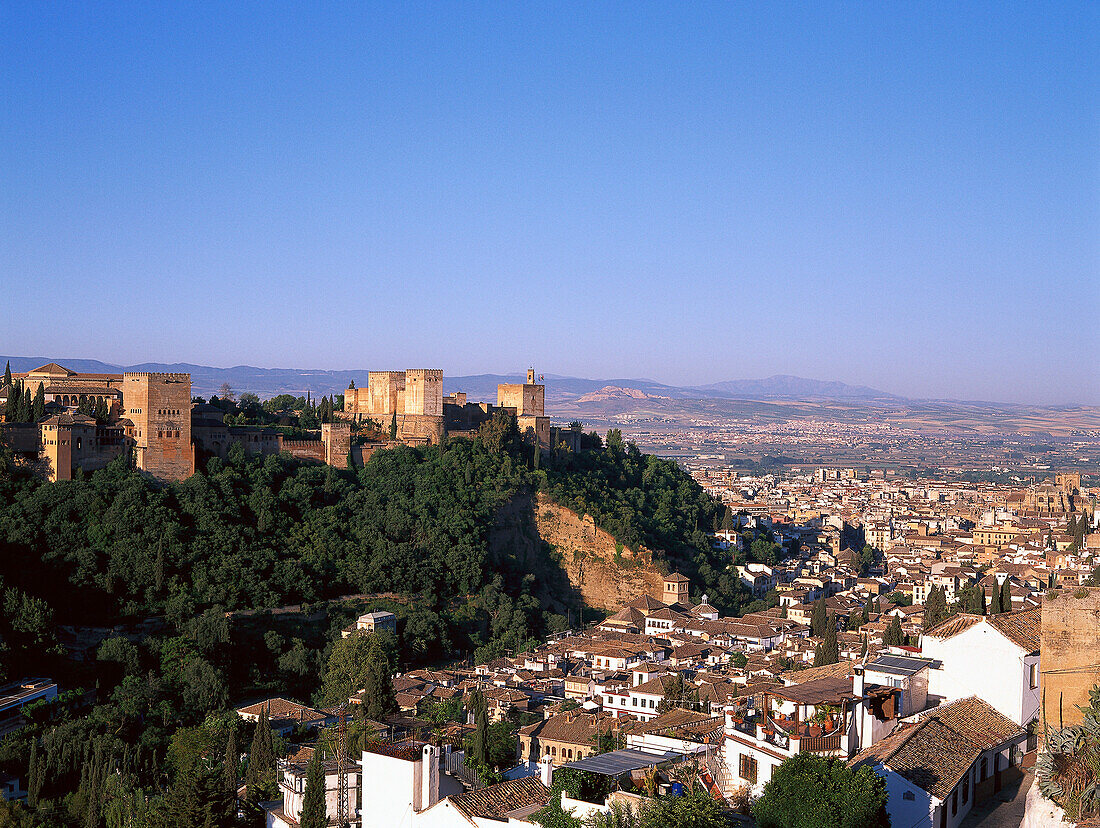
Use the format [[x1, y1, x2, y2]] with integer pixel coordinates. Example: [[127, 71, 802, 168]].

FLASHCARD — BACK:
[[168, 757, 235, 828], [884, 615, 903, 647], [990, 581, 1002, 615], [2, 361, 10, 387], [389, 411, 398, 440], [246, 707, 276, 798], [31, 383, 45, 421], [810, 598, 828, 638], [860, 601, 870, 627], [814, 617, 840, 666], [299, 750, 327, 828], [225, 725, 239, 796], [979, 587, 987, 616], [924, 585, 947, 630], [468, 688, 489, 766], [27, 739, 41, 807], [362, 638, 395, 721], [1000, 578, 1013, 614]]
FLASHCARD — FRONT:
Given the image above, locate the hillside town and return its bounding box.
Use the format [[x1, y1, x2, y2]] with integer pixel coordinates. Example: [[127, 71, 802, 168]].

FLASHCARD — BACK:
[[225, 468, 1097, 828]]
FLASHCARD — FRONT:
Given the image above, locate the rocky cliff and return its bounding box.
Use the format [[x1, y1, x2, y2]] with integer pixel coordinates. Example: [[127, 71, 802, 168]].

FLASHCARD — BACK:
[[490, 490, 666, 614]]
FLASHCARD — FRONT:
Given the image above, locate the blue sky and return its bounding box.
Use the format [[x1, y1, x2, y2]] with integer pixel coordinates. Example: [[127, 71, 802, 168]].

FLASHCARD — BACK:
[[2, 3, 1096, 403]]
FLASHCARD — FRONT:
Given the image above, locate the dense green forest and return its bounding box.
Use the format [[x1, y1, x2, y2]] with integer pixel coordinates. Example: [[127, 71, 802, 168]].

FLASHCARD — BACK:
[[0, 413, 754, 825]]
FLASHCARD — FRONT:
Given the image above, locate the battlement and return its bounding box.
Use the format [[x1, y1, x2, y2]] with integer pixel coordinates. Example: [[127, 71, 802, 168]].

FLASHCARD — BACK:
[[123, 372, 191, 382]]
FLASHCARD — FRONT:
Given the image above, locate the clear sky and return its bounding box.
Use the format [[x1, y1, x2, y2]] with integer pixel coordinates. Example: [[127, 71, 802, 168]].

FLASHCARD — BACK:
[[2, 3, 1097, 404]]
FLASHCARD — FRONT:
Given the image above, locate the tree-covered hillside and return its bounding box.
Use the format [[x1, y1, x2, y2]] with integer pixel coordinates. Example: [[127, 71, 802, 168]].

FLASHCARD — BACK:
[[0, 415, 747, 679], [0, 414, 757, 826]]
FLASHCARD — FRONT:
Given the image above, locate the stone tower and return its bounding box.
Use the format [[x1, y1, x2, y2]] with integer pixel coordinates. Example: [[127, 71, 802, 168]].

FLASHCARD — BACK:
[[124, 372, 193, 482], [404, 369, 443, 417], [662, 573, 690, 606], [321, 421, 352, 467], [497, 368, 549, 448]]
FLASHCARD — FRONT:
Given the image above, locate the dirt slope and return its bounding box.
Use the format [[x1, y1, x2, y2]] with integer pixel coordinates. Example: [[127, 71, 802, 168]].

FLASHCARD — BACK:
[[490, 490, 665, 613]]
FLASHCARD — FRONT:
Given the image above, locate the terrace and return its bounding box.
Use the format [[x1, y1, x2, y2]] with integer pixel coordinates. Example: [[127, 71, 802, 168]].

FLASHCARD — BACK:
[[725, 676, 856, 758]]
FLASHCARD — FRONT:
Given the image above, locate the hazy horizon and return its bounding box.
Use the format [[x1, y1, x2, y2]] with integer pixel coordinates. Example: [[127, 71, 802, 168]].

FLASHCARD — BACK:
[[4, 352, 1098, 407], [2, 4, 1097, 405]]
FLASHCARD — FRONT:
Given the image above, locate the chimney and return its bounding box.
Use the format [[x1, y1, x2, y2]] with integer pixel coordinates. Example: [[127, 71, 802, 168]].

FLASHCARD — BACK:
[[853, 665, 865, 698], [421, 744, 439, 810], [539, 752, 554, 788]]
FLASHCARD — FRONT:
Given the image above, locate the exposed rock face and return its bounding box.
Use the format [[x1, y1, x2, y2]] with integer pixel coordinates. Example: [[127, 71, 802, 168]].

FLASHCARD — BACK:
[[491, 491, 665, 613]]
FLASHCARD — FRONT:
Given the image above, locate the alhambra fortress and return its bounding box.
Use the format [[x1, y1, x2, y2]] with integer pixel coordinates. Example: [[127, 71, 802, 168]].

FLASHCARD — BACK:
[[0, 363, 551, 483]]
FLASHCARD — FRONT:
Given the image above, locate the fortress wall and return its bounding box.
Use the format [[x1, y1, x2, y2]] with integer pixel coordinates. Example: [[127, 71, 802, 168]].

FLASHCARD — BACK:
[[283, 440, 326, 463], [1041, 587, 1100, 728]]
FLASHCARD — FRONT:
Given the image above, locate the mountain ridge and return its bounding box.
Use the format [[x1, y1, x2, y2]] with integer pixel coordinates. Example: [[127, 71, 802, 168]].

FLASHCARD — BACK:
[[0, 355, 900, 403]]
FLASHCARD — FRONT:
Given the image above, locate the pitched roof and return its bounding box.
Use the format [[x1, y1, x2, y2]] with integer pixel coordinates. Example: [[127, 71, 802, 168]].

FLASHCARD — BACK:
[[450, 776, 550, 821], [922, 613, 984, 639], [780, 660, 856, 685], [30, 363, 76, 376], [923, 609, 1040, 653], [986, 608, 1041, 653], [521, 710, 618, 745], [852, 696, 1024, 800], [852, 718, 980, 799], [915, 696, 1024, 750]]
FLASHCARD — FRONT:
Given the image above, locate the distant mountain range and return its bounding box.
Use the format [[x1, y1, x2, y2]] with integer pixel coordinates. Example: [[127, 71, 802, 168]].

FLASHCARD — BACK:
[[0, 356, 900, 403]]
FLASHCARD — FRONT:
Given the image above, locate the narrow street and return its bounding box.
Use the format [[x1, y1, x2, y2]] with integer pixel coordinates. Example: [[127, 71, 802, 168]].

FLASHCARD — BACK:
[[960, 770, 1032, 828]]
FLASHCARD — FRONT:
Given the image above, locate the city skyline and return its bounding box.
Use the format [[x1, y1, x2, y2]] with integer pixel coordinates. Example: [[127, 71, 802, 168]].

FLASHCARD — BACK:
[[2, 3, 1097, 404]]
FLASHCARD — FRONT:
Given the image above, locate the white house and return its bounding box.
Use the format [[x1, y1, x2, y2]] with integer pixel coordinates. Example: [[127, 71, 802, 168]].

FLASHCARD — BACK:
[[357, 741, 551, 827], [268, 745, 359, 828], [920, 609, 1041, 728], [850, 696, 1026, 828]]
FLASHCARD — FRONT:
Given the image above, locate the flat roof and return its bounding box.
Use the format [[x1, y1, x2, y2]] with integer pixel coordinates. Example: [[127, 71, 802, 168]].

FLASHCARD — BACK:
[[563, 749, 682, 777], [865, 654, 936, 677], [768, 676, 857, 705]]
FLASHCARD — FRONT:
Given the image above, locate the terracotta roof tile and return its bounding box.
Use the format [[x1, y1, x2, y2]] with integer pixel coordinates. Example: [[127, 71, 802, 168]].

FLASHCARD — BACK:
[[450, 776, 550, 821]]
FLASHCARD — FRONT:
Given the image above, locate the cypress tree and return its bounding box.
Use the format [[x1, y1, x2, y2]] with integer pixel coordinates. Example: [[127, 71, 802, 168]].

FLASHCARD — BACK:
[[389, 411, 398, 440], [924, 586, 947, 630], [859, 635, 868, 659], [860, 601, 870, 626], [7, 380, 23, 421], [362, 639, 395, 721], [3, 361, 10, 387], [814, 618, 839, 666], [32, 382, 45, 421], [299, 750, 327, 828], [27, 739, 40, 807], [1000, 579, 1012, 614], [169, 758, 233, 828], [225, 725, 238, 796], [978, 587, 987, 616], [468, 688, 489, 766], [884, 615, 903, 647], [990, 581, 1002, 614], [246, 707, 275, 797], [532, 442, 540, 470], [810, 598, 828, 638]]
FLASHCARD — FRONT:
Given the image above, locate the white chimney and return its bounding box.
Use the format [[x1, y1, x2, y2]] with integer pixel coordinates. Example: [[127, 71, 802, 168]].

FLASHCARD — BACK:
[[421, 744, 440, 810], [853, 665, 865, 698], [539, 752, 554, 788]]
